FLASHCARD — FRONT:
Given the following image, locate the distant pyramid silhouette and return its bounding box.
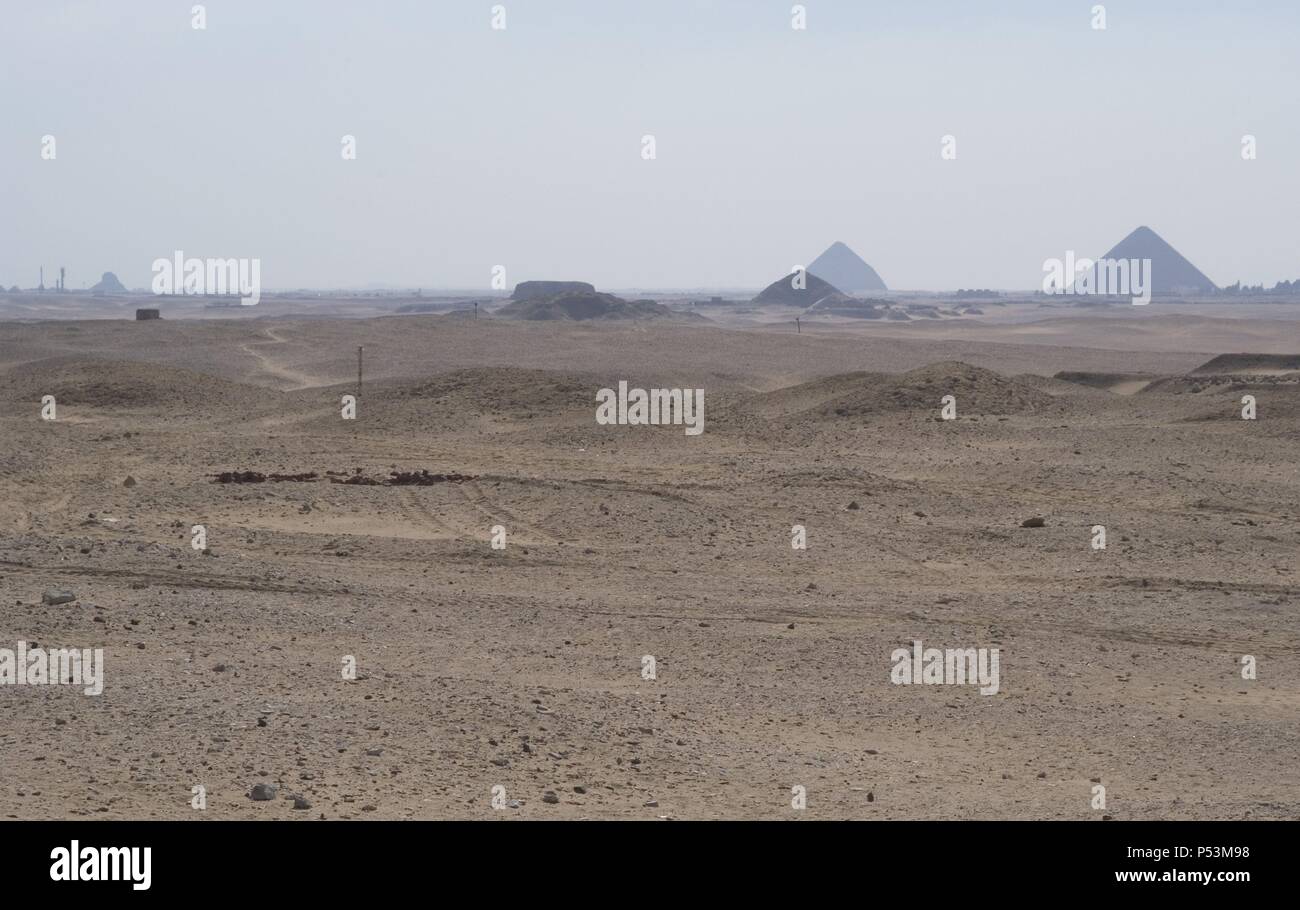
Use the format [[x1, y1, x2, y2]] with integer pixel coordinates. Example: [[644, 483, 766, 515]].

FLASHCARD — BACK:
[[89, 271, 127, 295], [807, 241, 888, 293], [1086, 226, 1217, 294]]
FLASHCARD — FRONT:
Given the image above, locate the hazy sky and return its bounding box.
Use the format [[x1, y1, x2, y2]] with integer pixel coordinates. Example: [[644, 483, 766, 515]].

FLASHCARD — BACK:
[[3, 0, 1297, 291]]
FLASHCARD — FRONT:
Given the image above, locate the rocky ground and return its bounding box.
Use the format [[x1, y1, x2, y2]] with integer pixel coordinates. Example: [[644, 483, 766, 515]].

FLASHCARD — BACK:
[[0, 312, 1297, 819]]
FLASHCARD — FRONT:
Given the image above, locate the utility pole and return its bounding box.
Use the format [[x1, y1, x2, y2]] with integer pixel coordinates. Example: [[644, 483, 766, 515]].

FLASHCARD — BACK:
[[795, 316, 800, 334], [357, 346, 363, 398]]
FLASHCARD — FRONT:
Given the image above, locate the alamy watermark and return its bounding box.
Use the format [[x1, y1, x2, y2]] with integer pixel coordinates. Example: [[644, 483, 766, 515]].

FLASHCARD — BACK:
[[50, 841, 150, 890], [891, 640, 1000, 695], [596, 381, 704, 436], [151, 250, 261, 305], [1043, 251, 1151, 305], [0, 641, 103, 695]]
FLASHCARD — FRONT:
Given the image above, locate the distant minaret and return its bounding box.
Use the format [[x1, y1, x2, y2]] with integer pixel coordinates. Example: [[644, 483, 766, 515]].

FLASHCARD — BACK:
[[39, 267, 44, 292], [59, 267, 65, 291]]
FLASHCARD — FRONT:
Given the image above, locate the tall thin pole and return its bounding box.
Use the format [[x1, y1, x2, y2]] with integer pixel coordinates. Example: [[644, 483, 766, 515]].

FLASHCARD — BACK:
[[357, 346, 363, 398]]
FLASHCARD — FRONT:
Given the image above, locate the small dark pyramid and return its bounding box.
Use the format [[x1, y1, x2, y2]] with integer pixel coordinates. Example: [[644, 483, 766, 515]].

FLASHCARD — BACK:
[[1093, 226, 1216, 294], [753, 270, 842, 306], [807, 242, 888, 292], [89, 272, 127, 295]]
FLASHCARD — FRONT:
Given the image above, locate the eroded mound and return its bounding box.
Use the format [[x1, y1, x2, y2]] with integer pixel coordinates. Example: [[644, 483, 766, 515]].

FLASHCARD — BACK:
[[495, 291, 675, 321], [1140, 373, 1300, 395], [1191, 353, 1300, 375], [804, 296, 897, 319], [816, 361, 1055, 417], [737, 361, 1056, 424], [378, 368, 594, 415], [279, 368, 599, 435], [0, 357, 267, 412], [510, 280, 595, 301]]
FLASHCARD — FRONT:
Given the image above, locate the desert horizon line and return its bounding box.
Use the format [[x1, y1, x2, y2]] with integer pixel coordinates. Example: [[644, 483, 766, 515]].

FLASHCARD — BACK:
[[7, 227, 1295, 298]]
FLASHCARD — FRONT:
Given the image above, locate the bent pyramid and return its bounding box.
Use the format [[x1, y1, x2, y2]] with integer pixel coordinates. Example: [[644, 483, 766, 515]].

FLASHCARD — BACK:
[[807, 241, 888, 293], [1090, 226, 1217, 294]]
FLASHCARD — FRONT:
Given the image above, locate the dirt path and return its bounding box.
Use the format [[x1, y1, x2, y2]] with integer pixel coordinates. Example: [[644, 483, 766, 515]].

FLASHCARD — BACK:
[[239, 326, 327, 390]]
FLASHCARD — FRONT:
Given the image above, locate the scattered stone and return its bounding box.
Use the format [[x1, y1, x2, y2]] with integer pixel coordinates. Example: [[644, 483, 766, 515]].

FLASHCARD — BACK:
[[1020, 516, 1046, 528], [42, 590, 76, 605], [292, 796, 312, 810], [542, 791, 559, 804], [123, 476, 137, 487], [644, 799, 659, 808]]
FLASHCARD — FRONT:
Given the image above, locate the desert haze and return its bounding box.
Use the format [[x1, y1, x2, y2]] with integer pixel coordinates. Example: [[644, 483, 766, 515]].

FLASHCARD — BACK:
[[1, 300, 1297, 819]]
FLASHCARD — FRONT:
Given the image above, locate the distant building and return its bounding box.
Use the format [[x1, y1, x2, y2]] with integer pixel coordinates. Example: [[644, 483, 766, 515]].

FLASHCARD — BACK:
[[135, 308, 162, 320]]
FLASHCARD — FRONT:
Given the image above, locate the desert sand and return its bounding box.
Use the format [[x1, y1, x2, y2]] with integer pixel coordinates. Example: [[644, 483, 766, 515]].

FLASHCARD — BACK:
[[1, 304, 1297, 819]]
